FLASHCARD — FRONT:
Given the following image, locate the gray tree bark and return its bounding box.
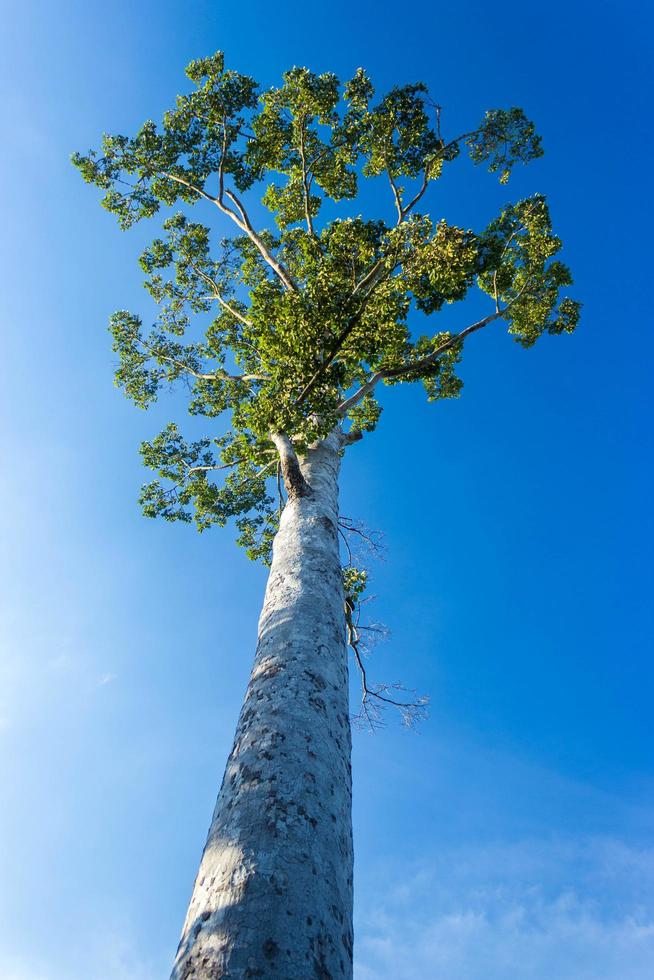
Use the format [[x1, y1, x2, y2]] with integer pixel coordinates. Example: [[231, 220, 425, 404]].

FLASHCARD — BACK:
[[170, 430, 354, 980]]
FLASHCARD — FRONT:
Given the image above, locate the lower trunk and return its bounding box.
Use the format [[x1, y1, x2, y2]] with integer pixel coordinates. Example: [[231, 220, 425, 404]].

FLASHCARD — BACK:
[[170, 431, 354, 979]]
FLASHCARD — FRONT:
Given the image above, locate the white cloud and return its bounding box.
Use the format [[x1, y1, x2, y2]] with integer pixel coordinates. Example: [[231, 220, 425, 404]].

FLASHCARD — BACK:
[[355, 837, 654, 980], [0, 968, 48, 980], [0, 958, 49, 980], [0, 932, 165, 980], [97, 672, 118, 686]]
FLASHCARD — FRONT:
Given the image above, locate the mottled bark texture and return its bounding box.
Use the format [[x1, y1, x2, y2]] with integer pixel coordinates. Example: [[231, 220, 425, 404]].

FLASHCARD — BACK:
[[171, 431, 353, 980]]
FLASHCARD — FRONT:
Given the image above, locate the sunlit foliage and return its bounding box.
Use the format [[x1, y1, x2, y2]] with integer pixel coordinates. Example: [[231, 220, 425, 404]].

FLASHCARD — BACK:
[[74, 52, 579, 560]]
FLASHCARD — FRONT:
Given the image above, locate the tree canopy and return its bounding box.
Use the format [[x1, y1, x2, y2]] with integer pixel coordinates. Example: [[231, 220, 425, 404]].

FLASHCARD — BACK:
[[73, 51, 580, 562]]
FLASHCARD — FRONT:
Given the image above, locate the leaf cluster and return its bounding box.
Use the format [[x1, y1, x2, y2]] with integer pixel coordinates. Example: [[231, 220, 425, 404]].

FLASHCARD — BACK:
[[74, 53, 579, 561]]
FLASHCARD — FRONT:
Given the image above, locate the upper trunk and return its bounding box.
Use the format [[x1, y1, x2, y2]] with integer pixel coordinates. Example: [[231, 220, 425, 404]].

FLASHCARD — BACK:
[[171, 431, 354, 980]]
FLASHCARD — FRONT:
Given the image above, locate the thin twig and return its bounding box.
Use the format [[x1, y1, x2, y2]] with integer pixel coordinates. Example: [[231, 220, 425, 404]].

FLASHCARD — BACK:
[[344, 595, 428, 731]]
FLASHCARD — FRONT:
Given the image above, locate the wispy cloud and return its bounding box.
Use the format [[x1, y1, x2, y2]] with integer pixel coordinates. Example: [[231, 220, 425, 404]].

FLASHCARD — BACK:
[[0, 932, 166, 980], [0, 968, 48, 980], [97, 672, 117, 687], [355, 837, 654, 979]]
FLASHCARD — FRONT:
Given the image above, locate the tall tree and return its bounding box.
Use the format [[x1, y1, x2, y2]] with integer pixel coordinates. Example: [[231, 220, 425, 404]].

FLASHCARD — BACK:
[[73, 52, 579, 979]]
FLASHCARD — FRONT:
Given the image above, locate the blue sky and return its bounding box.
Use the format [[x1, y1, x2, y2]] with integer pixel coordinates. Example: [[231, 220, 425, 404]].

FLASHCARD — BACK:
[[0, 1, 652, 977]]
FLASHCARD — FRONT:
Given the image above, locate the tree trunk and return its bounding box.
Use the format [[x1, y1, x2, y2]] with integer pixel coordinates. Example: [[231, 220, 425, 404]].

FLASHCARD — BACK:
[[170, 431, 354, 980]]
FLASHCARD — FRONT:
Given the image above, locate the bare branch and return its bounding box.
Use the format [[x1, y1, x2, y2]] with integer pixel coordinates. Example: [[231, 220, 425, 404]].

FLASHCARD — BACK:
[[338, 526, 354, 567], [215, 292, 253, 326], [338, 517, 385, 561], [344, 596, 428, 731]]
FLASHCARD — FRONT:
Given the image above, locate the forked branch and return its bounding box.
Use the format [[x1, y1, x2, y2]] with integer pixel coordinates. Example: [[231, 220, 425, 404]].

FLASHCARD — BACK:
[[164, 148, 298, 294], [344, 595, 429, 731]]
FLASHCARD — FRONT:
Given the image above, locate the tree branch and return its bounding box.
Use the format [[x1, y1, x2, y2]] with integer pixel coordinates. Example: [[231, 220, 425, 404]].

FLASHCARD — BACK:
[[188, 262, 253, 327], [348, 126, 481, 304], [338, 526, 354, 567], [386, 167, 403, 223], [162, 171, 220, 207], [298, 116, 316, 238], [222, 188, 298, 292], [338, 517, 384, 560], [270, 432, 310, 498], [133, 331, 264, 384], [400, 129, 476, 220], [182, 458, 247, 475], [339, 428, 364, 447], [337, 309, 504, 416], [165, 135, 298, 294], [276, 461, 285, 518], [295, 275, 385, 407], [400, 163, 431, 221], [345, 596, 428, 730]]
